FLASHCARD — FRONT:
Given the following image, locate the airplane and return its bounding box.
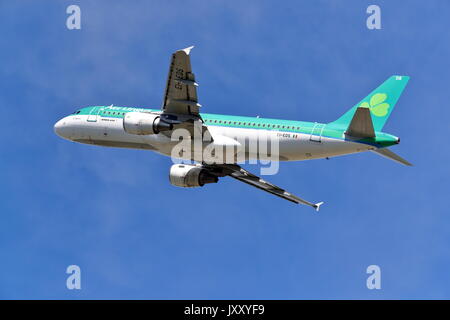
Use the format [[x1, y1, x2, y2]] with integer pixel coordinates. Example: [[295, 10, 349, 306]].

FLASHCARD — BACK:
[[54, 46, 411, 211]]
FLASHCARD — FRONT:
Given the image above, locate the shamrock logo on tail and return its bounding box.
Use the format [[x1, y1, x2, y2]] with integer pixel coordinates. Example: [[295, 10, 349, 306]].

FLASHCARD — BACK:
[[360, 93, 390, 117]]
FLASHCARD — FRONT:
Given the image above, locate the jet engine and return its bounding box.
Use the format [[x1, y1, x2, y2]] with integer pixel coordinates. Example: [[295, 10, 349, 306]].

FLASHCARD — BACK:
[[169, 164, 219, 187], [123, 112, 173, 135]]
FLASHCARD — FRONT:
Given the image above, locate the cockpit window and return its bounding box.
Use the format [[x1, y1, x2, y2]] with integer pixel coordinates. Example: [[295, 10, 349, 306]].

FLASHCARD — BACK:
[[72, 110, 81, 114]]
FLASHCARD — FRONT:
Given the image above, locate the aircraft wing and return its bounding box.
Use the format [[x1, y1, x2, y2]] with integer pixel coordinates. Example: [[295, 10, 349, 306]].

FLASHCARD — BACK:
[[206, 164, 324, 211], [161, 46, 201, 117]]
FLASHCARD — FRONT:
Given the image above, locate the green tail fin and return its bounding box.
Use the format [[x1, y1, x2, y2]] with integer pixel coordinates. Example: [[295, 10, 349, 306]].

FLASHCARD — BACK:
[[329, 75, 409, 132]]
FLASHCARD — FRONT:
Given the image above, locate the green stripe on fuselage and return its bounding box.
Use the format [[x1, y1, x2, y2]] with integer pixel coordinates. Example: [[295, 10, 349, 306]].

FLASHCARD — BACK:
[[71, 106, 398, 148]]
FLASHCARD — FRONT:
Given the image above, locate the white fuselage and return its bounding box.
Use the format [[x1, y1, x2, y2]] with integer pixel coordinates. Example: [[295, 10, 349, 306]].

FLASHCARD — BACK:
[[54, 114, 373, 163]]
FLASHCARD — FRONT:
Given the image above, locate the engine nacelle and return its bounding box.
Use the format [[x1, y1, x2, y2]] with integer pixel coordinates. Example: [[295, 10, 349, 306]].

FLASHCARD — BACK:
[[123, 112, 172, 135], [169, 164, 219, 188]]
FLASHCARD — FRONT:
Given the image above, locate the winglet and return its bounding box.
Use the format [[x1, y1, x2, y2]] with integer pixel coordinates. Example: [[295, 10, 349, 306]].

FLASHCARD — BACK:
[[314, 202, 324, 212], [180, 46, 194, 55]]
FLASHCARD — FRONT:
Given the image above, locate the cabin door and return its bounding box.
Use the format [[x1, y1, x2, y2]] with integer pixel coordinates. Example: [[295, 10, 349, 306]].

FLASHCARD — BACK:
[[309, 123, 325, 143]]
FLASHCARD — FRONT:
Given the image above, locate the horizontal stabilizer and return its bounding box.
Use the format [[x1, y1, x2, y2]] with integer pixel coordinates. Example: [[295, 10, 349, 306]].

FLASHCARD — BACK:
[[371, 148, 412, 166], [345, 107, 375, 138]]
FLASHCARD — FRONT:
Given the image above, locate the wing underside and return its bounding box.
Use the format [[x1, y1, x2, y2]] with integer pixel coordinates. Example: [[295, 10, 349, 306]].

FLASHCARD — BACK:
[[206, 164, 323, 211], [162, 46, 201, 117]]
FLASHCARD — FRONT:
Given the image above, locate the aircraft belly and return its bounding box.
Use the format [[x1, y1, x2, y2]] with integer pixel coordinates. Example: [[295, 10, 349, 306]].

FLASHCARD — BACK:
[[73, 119, 371, 162], [285, 136, 372, 161]]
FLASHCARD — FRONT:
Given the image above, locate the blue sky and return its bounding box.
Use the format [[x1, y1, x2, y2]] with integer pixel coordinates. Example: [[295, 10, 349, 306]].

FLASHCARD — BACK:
[[1, 0, 449, 299]]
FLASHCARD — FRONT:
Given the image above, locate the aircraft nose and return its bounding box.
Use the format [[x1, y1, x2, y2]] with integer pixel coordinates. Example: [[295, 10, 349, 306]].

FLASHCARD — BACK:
[[54, 118, 69, 139], [54, 119, 63, 136]]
